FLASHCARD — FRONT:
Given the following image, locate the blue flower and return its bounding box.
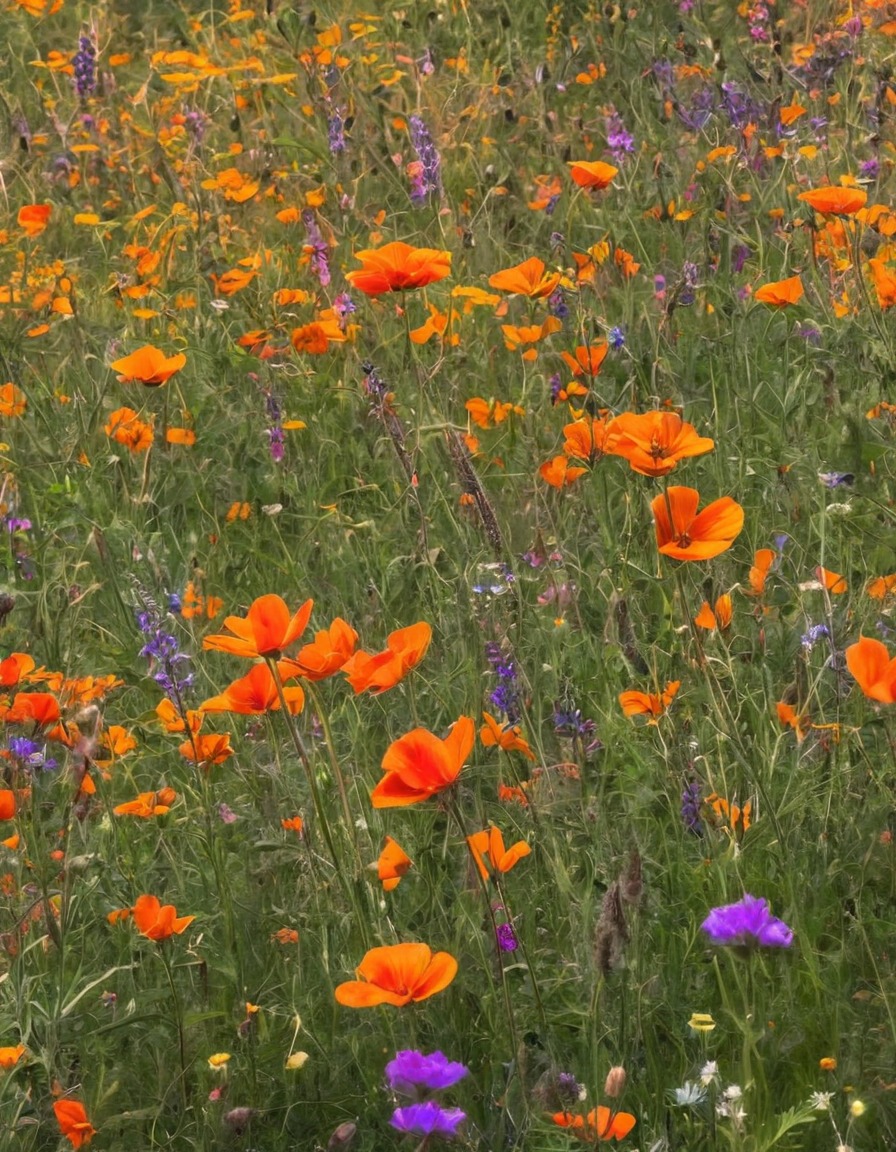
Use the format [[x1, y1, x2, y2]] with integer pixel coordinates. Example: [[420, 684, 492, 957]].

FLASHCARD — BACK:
[[390, 1102, 466, 1139], [386, 1051, 468, 1096], [701, 894, 793, 948]]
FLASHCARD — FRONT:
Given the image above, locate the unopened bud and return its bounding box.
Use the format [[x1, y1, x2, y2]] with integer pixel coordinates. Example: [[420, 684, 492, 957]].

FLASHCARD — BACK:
[[604, 1066, 627, 1098], [328, 1121, 358, 1152]]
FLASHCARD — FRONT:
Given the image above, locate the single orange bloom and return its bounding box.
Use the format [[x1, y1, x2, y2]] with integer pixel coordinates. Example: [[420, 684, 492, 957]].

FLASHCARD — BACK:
[[619, 680, 680, 720], [562, 416, 618, 464], [343, 621, 431, 694], [776, 701, 809, 742], [0, 653, 35, 686], [0, 383, 27, 418], [178, 732, 234, 768], [748, 549, 775, 595], [867, 574, 896, 600], [567, 160, 619, 189], [0, 1044, 25, 1068], [283, 617, 358, 680], [281, 815, 304, 833], [132, 894, 195, 941], [334, 942, 457, 1007], [104, 407, 154, 453], [609, 411, 714, 477], [488, 256, 561, 298], [291, 318, 347, 354], [651, 487, 744, 561], [498, 782, 530, 806], [466, 825, 531, 883], [816, 566, 847, 594], [705, 791, 752, 833], [345, 241, 451, 295], [465, 397, 525, 428], [113, 788, 176, 818], [271, 927, 299, 944], [0, 790, 15, 820], [371, 715, 475, 808], [798, 186, 867, 215], [110, 345, 186, 386], [155, 698, 203, 734], [377, 835, 413, 891], [2, 691, 60, 726], [560, 343, 609, 377], [501, 315, 563, 354], [694, 594, 733, 631], [552, 1106, 636, 1141], [753, 274, 804, 306], [203, 594, 313, 659], [200, 662, 305, 714], [539, 454, 588, 487], [846, 635, 896, 704], [479, 712, 535, 759], [53, 1100, 96, 1149], [18, 204, 51, 237]]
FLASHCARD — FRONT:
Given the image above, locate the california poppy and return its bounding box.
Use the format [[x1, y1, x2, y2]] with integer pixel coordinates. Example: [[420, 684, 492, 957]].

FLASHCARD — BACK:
[[203, 594, 313, 659], [104, 407, 154, 453], [816, 566, 847, 594], [113, 788, 176, 818], [748, 549, 775, 595], [282, 618, 358, 680], [334, 942, 457, 1007], [200, 662, 305, 714], [776, 701, 809, 742], [371, 716, 475, 808], [345, 241, 451, 295], [609, 412, 714, 477], [694, 594, 733, 631], [798, 185, 867, 215], [377, 835, 413, 891], [343, 621, 431, 694], [0, 653, 34, 687], [178, 731, 234, 769], [552, 1106, 636, 1141], [561, 416, 618, 464], [466, 826, 531, 882], [2, 691, 60, 726], [567, 160, 619, 189], [867, 574, 896, 600], [110, 345, 187, 386], [651, 487, 744, 561], [488, 256, 561, 298], [53, 1099, 97, 1149], [619, 680, 680, 720], [539, 454, 588, 487], [18, 204, 51, 237], [0, 1044, 25, 1068], [0, 383, 27, 418], [465, 397, 525, 429], [753, 274, 804, 306], [132, 893, 195, 941], [479, 711, 536, 759], [560, 343, 609, 377], [845, 635, 896, 704], [501, 316, 563, 359], [0, 790, 15, 820]]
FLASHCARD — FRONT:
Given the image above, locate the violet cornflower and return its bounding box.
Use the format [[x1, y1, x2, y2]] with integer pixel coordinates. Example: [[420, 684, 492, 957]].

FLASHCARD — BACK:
[[701, 894, 793, 948], [386, 1051, 468, 1096], [390, 1102, 466, 1140]]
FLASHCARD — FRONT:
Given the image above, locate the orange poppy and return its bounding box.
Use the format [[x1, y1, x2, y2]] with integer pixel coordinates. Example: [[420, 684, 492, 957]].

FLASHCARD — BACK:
[[110, 345, 187, 386], [200, 662, 305, 714], [562, 416, 618, 464], [371, 715, 475, 808], [2, 692, 61, 726], [178, 732, 234, 768], [651, 487, 744, 561], [377, 835, 413, 891], [567, 160, 619, 189], [488, 256, 561, 298], [776, 701, 809, 742], [798, 186, 867, 215], [334, 942, 457, 1007], [479, 712, 535, 759], [748, 549, 775, 595], [867, 574, 896, 600], [343, 621, 431, 695], [113, 788, 177, 817], [281, 815, 304, 833], [501, 316, 563, 357], [0, 383, 27, 418], [0, 790, 15, 820], [816, 566, 847, 594], [132, 893, 195, 941], [560, 343, 609, 377], [753, 274, 804, 306], [845, 635, 896, 704], [466, 825, 531, 882], [609, 412, 714, 477], [282, 618, 358, 680], [694, 594, 733, 631], [104, 407, 154, 453], [345, 241, 451, 295], [203, 594, 313, 659], [53, 1100, 96, 1149], [155, 699, 203, 734], [0, 1044, 25, 1068], [619, 680, 680, 720], [552, 1106, 636, 1141], [0, 653, 35, 686], [705, 792, 752, 833], [18, 204, 51, 237], [465, 397, 525, 428], [539, 454, 588, 487]]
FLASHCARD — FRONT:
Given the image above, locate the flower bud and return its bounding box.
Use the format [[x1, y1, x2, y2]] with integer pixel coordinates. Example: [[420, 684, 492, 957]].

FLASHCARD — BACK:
[[604, 1066, 627, 1098]]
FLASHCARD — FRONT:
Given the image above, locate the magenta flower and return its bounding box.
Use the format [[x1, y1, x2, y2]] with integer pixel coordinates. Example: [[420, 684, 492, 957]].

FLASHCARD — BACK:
[[701, 894, 793, 948], [390, 1102, 466, 1139], [386, 1050, 468, 1096]]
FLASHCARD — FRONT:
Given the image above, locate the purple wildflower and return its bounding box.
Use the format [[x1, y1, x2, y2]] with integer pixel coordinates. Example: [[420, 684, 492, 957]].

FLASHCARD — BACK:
[[801, 623, 830, 651], [485, 641, 521, 724], [302, 210, 331, 288], [818, 471, 854, 488], [73, 34, 97, 98], [605, 110, 635, 162], [681, 780, 703, 835], [390, 1102, 466, 1139], [327, 108, 346, 154], [548, 289, 568, 319], [701, 894, 793, 948], [496, 922, 518, 952], [408, 115, 442, 203], [134, 591, 194, 702], [386, 1051, 468, 1096], [333, 292, 356, 329], [609, 325, 625, 350]]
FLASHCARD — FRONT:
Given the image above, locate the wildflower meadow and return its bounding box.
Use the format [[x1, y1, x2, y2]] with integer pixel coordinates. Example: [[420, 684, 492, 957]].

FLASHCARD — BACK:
[[2, 0, 896, 1149]]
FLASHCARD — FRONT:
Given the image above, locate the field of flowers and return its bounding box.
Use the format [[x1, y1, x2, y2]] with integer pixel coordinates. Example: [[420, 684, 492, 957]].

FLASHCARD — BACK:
[[2, 0, 896, 1149]]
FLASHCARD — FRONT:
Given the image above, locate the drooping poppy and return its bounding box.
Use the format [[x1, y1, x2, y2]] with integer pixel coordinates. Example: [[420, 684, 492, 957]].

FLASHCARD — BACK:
[[200, 662, 305, 714], [203, 594, 313, 659], [53, 1099, 97, 1149], [334, 942, 457, 1007], [345, 242, 451, 295], [619, 680, 680, 720], [343, 622, 431, 695], [479, 712, 536, 759], [694, 594, 733, 631], [753, 274, 804, 306], [371, 716, 475, 808], [377, 835, 413, 891], [466, 826, 531, 882], [609, 412, 714, 477], [845, 635, 896, 704], [488, 256, 561, 298], [132, 893, 195, 941], [282, 618, 358, 680], [567, 160, 619, 189], [552, 1106, 637, 1141], [798, 185, 867, 215], [110, 345, 187, 386], [651, 487, 744, 561]]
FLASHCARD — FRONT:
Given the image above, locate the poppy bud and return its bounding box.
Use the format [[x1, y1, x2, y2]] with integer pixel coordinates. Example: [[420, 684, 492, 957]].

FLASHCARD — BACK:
[[328, 1121, 358, 1152], [604, 1066, 627, 1098]]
